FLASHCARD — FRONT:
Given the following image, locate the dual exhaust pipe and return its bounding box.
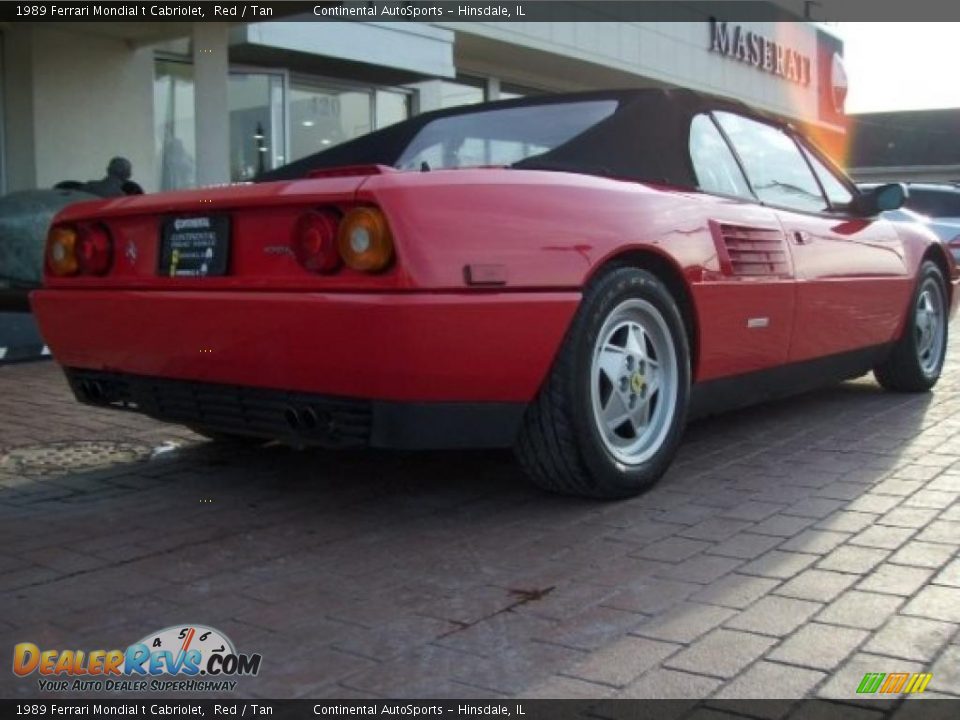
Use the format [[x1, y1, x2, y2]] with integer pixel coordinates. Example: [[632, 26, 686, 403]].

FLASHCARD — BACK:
[[79, 379, 107, 403], [283, 405, 334, 435]]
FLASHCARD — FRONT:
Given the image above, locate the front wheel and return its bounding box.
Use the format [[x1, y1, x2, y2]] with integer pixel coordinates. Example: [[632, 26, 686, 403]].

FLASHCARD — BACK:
[[516, 267, 691, 499], [875, 261, 949, 393]]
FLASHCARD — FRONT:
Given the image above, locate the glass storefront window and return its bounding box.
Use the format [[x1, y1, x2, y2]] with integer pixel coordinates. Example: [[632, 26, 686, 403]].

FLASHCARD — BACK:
[[438, 77, 485, 108], [154, 60, 197, 190], [500, 83, 542, 101], [289, 83, 371, 163], [229, 72, 285, 182], [155, 58, 412, 185], [376, 89, 411, 130], [289, 82, 410, 162]]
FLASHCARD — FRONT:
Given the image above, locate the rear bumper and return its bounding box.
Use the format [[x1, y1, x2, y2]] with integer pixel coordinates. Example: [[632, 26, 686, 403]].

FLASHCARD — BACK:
[[65, 368, 525, 449], [31, 287, 578, 400]]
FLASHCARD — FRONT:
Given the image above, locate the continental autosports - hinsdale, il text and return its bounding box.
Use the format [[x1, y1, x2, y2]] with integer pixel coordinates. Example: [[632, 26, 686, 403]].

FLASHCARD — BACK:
[[314, 4, 514, 18], [315, 705, 514, 716]]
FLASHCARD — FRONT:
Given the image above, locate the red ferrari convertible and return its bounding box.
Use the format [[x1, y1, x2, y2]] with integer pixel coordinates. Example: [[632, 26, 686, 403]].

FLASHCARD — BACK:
[[31, 89, 957, 498]]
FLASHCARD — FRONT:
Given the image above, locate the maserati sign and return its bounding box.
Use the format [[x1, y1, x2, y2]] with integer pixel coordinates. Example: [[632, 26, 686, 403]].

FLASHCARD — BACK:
[[708, 20, 812, 87]]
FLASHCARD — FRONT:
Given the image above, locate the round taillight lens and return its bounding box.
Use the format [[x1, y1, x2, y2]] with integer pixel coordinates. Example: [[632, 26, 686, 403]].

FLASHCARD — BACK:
[[76, 223, 113, 275], [294, 211, 341, 273], [47, 225, 79, 277], [337, 207, 394, 272]]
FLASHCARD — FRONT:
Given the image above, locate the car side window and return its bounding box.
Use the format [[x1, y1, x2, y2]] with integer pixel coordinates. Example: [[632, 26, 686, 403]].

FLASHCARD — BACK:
[[714, 111, 828, 214], [800, 145, 854, 209], [688, 114, 753, 199]]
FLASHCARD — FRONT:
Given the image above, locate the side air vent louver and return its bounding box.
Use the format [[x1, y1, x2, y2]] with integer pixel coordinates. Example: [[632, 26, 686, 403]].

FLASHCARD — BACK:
[[713, 222, 789, 277]]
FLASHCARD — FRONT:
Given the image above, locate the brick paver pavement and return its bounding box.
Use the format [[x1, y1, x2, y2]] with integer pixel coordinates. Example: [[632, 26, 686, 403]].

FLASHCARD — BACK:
[[1, 339, 959, 702]]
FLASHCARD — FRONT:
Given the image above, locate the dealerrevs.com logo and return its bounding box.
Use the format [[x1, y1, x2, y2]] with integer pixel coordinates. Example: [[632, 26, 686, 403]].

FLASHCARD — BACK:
[[13, 625, 262, 693]]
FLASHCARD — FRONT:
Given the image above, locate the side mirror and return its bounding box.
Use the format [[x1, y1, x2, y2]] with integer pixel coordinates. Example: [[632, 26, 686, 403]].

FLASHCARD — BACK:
[[854, 183, 907, 216]]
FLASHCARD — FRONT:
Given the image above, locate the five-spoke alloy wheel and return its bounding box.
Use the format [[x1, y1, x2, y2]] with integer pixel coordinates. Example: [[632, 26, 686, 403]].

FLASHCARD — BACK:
[[517, 267, 690, 498], [590, 299, 679, 467], [915, 281, 945, 377], [876, 260, 949, 392]]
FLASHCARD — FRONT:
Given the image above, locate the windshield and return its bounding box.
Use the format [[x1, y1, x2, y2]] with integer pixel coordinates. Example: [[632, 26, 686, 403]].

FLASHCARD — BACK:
[[394, 100, 619, 170]]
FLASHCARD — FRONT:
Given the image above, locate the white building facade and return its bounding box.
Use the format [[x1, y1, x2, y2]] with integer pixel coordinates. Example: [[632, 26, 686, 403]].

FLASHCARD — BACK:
[[0, 8, 846, 195]]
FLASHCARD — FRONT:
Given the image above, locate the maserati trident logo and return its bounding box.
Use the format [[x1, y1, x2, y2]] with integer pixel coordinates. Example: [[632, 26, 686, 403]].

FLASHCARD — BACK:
[[125, 240, 138, 266], [831, 52, 848, 115]]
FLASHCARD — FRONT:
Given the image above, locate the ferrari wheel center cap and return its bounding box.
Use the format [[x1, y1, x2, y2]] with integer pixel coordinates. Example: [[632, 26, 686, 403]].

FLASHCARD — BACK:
[[631, 373, 645, 393]]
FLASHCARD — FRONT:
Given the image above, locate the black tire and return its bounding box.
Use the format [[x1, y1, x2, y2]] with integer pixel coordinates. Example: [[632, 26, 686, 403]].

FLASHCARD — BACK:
[[515, 267, 691, 499], [874, 261, 949, 393]]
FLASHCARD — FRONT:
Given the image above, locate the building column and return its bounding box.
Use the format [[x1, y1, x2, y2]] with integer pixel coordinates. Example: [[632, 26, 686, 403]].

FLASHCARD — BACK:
[[3, 27, 37, 191], [192, 23, 230, 186], [413, 80, 444, 113], [485, 76, 500, 101]]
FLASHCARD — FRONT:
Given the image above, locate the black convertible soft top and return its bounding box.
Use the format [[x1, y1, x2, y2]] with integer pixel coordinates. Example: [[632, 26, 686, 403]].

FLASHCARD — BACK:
[[256, 88, 784, 188]]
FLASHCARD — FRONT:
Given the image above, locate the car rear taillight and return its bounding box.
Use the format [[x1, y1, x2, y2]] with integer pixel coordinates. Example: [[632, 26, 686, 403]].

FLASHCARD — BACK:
[[76, 223, 113, 275], [47, 223, 113, 277], [293, 211, 341, 273], [46, 225, 80, 277], [338, 207, 394, 273]]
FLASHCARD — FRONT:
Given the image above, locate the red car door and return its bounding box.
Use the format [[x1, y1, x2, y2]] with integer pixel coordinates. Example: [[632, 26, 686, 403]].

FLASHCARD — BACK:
[[714, 112, 911, 364], [687, 113, 796, 380], [777, 212, 910, 362]]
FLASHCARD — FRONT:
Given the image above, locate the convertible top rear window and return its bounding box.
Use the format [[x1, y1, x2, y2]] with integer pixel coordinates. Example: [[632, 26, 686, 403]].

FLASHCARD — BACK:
[[394, 100, 618, 170]]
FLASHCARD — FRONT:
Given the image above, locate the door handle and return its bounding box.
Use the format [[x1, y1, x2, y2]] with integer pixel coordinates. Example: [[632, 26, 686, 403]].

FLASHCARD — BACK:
[[792, 231, 813, 245]]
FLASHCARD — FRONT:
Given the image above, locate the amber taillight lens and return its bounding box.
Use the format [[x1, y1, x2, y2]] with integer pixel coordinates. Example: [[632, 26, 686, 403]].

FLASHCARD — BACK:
[[76, 223, 113, 276], [294, 211, 341, 273], [337, 207, 394, 272], [47, 225, 79, 277]]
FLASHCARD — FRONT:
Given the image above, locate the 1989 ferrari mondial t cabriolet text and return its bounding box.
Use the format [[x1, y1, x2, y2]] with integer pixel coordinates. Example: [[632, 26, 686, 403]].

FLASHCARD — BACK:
[[32, 89, 958, 498]]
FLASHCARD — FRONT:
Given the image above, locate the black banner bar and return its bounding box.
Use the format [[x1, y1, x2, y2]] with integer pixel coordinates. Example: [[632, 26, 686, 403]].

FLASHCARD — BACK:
[[5, 0, 960, 23]]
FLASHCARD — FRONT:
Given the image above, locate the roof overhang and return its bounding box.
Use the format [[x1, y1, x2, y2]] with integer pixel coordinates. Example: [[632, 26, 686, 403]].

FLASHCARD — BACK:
[[11, 21, 215, 47], [231, 19, 456, 84]]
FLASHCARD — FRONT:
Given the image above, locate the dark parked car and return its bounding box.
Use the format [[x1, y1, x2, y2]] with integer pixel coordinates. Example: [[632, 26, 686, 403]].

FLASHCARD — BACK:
[[0, 188, 98, 310]]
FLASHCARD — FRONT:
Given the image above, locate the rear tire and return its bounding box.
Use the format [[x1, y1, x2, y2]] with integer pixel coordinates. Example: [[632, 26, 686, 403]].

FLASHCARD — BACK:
[[516, 267, 691, 499], [874, 261, 948, 392]]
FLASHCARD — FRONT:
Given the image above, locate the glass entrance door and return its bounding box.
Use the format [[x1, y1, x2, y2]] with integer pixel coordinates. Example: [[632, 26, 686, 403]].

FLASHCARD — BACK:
[[154, 60, 197, 190], [229, 71, 285, 182]]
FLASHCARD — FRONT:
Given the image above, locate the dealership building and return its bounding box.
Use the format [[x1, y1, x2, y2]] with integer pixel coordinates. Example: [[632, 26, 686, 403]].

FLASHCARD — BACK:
[[0, 2, 846, 196]]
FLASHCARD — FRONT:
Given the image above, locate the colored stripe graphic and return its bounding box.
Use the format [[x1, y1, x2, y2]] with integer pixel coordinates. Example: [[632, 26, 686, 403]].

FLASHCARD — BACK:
[[857, 673, 885, 693], [857, 672, 932, 694], [905, 673, 933, 693], [880, 673, 909, 693]]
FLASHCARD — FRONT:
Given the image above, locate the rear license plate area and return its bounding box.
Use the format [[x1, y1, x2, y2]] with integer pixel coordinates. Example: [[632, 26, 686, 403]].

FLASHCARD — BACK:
[[158, 216, 230, 277]]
